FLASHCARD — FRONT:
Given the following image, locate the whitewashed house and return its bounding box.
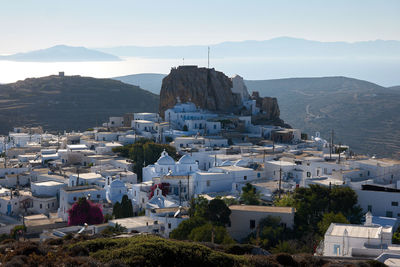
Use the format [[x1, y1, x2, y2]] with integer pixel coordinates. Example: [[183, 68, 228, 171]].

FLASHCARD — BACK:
[[58, 185, 106, 221], [322, 223, 393, 257]]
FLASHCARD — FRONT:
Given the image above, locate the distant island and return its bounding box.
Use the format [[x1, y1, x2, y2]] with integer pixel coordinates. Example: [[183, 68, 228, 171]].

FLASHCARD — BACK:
[[0, 45, 121, 62], [99, 37, 400, 58]]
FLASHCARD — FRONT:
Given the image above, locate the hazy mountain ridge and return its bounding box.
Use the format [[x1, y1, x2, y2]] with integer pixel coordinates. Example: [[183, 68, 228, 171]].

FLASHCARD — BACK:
[[244, 77, 400, 158], [0, 75, 159, 133], [113, 73, 166, 94], [99, 37, 400, 58], [0, 45, 121, 62]]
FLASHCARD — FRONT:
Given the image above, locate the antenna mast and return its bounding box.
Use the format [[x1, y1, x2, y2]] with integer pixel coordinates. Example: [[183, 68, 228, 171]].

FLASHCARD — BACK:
[[207, 46, 210, 68]]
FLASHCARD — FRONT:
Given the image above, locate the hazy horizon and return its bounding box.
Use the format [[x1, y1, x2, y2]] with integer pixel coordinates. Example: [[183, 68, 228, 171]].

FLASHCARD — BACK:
[[1, 1, 399, 54], [1, 1, 399, 86]]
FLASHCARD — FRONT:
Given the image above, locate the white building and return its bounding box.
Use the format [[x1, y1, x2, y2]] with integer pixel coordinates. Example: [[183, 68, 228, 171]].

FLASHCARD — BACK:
[[103, 117, 124, 128], [134, 112, 159, 122], [194, 165, 260, 195], [105, 178, 128, 204], [68, 172, 104, 187], [132, 120, 155, 133], [353, 184, 400, 218], [148, 206, 189, 238], [31, 181, 66, 197], [227, 205, 295, 241], [58, 185, 106, 221], [109, 216, 162, 234], [322, 223, 393, 257], [95, 132, 120, 142], [143, 151, 199, 182], [164, 102, 219, 133]]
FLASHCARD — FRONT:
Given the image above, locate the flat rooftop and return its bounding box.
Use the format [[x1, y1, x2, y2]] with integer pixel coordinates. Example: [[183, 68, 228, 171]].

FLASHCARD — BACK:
[[229, 205, 295, 214], [214, 166, 252, 172], [63, 185, 102, 192], [110, 216, 157, 228], [327, 223, 392, 238], [266, 160, 297, 167], [32, 181, 65, 186], [133, 120, 154, 123], [70, 173, 102, 179]]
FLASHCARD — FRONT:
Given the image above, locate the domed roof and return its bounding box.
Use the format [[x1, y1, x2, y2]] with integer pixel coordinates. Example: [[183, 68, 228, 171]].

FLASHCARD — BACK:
[[110, 179, 125, 188], [220, 160, 233, 166], [156, 150, 175, 165], [234, 159, 248, 167], [178, 154, 196, 165]]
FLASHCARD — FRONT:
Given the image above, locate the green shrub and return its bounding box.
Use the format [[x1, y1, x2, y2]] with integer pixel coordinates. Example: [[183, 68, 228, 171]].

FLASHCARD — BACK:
[[68, 235, 244, 267]]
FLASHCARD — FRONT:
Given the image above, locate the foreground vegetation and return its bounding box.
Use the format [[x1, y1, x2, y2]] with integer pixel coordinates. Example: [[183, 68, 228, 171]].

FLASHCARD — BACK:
[[0, 234, 386, 266]]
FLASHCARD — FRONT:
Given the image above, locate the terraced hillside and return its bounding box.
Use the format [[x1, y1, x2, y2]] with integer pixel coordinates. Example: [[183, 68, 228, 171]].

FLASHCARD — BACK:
[[245, 77, 400, 158], [0, 75, 159, 133]]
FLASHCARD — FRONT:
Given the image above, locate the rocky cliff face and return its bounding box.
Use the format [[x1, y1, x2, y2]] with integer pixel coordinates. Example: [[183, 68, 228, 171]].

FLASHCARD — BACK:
[[159, 66, 241, 117], [251, 91, 289, 127], [159, 66, 288, 127]]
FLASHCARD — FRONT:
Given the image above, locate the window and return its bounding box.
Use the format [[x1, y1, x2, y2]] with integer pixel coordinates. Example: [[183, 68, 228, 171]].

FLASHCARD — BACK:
[[168, 223, 171, 229], [250, 220, 256, 229], [367, 171, 370, 176], [386, 211, 393, 218], [307, 172, 311, 177], [47, 204, 50, 209], [392, 202, 398, 207], [40, 204, 42, 209], [97, 194, 101, 199], [244, 176, 247, 181], [367, 205, 372, 212], [206, 180, 210, 187], [52, 202, 54, 207], [73, 197, 77, 201], [257, 173, 261, 178]]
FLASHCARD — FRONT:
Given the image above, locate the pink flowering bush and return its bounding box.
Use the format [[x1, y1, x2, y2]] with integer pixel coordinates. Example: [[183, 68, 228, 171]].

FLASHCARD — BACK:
[[67, 197, 104, 226]]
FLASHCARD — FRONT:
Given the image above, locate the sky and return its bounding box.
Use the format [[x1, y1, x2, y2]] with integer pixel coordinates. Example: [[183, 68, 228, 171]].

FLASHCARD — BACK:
[[0, 0, 399, 54]]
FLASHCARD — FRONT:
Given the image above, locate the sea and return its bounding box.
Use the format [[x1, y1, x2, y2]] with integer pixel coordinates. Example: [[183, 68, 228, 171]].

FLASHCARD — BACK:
[[0, 57, 399, 87]]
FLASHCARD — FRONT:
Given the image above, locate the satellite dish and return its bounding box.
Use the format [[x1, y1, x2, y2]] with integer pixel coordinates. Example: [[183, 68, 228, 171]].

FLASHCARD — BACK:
[[174, 206, 182, 218]]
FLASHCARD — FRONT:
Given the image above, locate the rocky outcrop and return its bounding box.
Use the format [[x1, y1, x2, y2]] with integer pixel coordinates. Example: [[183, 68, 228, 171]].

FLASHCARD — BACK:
[[159, 66, 241, 117], [251, 91, 280, 120], [251, 92, 290, 127], [159, 65, 288, 127]]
